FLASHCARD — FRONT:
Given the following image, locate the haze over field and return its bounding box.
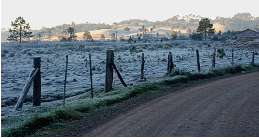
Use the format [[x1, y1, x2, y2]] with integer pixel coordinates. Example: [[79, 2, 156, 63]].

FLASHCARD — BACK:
[[1, 0, 259, 30], [1, 1, 259, 41]]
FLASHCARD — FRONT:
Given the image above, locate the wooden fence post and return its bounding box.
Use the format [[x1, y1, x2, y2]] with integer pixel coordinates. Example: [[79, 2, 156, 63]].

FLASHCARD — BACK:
[[251, 52, 255, 65], [33, 57, 41, 106], [167, 52, 173, 73], [234, 48, 236, 64], [196, 50, 200, 72], [15, 68, 39, 110], [105, 50, 114, 92], [141, 53, 145, 80], [212, 49, 216, 68], [89, 54, 93, 98], [63, 55, 68, 106]]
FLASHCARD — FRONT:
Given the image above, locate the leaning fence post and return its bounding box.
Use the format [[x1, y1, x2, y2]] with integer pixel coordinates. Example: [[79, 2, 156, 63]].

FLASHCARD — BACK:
[[212, 49, 216, 68], [251, 52, 255, 65], [141, 53, 145, 80], [167, 52, 173, 73], [105, 50, 114, 92], [33, 57, 41, 106], [196, 50, 200, 72], [63, 55, 68, 106], [89, 54, 93, 98], [112, 62, 127, 87], [15, 68, 39, 110]]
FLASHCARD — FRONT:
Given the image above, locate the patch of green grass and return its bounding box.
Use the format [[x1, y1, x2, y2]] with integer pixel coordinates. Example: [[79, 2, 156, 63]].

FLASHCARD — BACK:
[[2, 109, 82, 137], [168, 64, 259, 81]]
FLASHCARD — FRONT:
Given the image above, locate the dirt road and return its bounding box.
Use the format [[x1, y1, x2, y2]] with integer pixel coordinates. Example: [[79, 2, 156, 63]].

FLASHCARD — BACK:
[[83, 72, 259, 137]]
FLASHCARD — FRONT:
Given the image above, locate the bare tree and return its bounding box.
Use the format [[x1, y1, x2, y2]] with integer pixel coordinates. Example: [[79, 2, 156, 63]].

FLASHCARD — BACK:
[[139, 25, 148, 38], [150, 26, 156, 39], [100, 34, 105, 40]]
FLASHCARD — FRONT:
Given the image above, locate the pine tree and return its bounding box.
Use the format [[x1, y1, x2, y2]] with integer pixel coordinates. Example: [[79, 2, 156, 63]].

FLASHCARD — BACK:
[[8, 16, 32, 42], [66, 27, 77, 41]]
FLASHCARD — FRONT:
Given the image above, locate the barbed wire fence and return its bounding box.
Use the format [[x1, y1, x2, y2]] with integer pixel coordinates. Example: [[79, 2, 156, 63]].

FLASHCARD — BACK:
[[1, 42, 258, 108], [33, 48, 259, 102]]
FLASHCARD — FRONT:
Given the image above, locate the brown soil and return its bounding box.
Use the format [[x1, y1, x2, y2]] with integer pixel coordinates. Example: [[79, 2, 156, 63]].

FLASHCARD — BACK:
[[82, 72, 259, 137]]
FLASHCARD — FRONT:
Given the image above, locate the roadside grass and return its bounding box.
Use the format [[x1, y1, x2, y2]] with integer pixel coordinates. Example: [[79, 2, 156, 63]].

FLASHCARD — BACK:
[[2, 63, 259, 137]]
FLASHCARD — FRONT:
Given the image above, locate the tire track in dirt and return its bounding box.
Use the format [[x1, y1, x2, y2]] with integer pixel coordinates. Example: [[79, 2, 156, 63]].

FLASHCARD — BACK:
[[83, 72, 259, 137]]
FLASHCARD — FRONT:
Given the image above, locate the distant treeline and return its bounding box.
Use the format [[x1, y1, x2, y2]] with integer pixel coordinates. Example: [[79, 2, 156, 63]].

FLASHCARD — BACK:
[[3, 12, 258, 41], [153, 13, 259, 32]]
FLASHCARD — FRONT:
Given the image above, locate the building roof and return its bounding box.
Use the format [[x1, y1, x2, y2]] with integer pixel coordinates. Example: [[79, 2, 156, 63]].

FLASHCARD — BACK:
[[237, 29, 259, 34]]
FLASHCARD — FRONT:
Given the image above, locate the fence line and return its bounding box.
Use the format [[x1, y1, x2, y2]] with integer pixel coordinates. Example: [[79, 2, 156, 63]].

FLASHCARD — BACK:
[[9, 47, 258, 109]]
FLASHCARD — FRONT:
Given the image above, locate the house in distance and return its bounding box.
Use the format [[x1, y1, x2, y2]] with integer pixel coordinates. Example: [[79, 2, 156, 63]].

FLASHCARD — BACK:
[[236, 29, 259, 39]]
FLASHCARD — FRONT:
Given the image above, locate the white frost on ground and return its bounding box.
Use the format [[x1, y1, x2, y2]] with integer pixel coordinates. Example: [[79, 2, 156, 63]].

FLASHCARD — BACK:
[[1, 40, 258, 132]]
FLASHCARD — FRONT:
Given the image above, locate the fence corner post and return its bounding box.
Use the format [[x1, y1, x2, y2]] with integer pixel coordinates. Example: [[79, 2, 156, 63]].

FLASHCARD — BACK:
[[105, 50, 114, 92], [33, 57, 41, 106], [167, 52, 173, 73]]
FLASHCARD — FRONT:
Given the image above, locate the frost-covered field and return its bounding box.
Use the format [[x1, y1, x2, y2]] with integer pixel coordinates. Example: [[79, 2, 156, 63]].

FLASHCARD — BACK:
[[1, 40, 258, 132]]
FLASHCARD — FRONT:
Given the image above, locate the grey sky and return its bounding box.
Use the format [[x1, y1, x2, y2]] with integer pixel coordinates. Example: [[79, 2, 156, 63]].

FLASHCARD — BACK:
[[1, 0, 259, 30]]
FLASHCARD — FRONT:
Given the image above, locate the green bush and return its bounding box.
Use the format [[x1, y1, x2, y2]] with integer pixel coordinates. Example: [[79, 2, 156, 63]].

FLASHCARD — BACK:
[[225, 65, 245, 74]]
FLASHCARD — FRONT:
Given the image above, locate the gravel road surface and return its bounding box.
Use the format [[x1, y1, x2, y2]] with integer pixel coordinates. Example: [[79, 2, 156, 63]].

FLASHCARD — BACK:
[[83, 72, 259, 137]]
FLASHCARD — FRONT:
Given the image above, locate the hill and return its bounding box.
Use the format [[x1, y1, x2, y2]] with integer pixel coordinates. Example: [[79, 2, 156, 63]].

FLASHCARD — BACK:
[[1, 13, 259, 42]]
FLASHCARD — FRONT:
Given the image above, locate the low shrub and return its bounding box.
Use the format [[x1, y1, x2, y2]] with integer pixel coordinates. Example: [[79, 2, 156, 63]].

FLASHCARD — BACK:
[[8, 53, 15, 57], [225, 65, 245, 74], [3, 49, 9, 54]]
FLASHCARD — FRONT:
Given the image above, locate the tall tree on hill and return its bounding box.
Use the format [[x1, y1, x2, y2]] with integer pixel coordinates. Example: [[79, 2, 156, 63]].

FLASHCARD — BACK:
[[156, 32, 159, 38], [150, 28, 154, 39], [37, 33, 42, 41], [71, 21, 76, 27], [150, 26, 156, 39], [35, 31, 44, 41], [45, 28, 52, 40], [110, 33, 115, 40], [83, 31, 92, 40], [7, 16, 32, 42], [67, 27, 74, 37], [100, 34, 105, 40], [139, 25, 148, 38], [113, 22, 118, 40], [171, 31, 177, 40], [186, 28, 192, 37], [217, 30, 222, 36], [178, 30, 181, 38], [232, 12, 254, 21], [67, 27, 77, 41], [197, 18, 215, 41]]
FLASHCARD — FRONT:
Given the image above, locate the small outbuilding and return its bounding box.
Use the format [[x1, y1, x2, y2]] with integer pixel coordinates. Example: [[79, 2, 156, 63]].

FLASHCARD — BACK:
[[236, 29, 259, 39]]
